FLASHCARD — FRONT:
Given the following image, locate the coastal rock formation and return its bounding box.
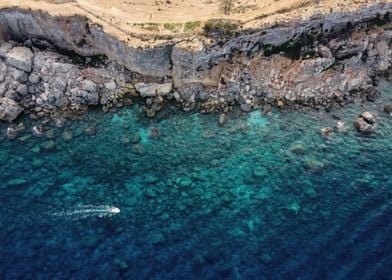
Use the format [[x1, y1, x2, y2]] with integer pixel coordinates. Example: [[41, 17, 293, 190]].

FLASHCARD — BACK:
[[384, 104, 392, 115], [0, 3, 391, 121], [0, 42, 136, 118], [354, 112, 377, 134], [135, 83, 172, 97], [0, 9, 172, 77], [6, 46, 34, 72], [0, 97, 23, 121]]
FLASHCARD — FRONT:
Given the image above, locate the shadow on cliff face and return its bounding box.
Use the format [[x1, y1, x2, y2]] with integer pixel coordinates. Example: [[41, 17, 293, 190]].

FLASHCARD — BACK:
[[0, 3, 391, 73], [6, 30, 108, 68]]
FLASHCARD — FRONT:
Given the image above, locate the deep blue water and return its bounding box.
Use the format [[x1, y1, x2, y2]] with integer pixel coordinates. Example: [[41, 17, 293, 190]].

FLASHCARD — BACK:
[[0, 85, 391, 279]]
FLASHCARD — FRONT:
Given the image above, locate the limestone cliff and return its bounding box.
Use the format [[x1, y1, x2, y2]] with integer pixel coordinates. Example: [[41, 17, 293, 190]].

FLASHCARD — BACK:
[[0, 2, 392, 122]]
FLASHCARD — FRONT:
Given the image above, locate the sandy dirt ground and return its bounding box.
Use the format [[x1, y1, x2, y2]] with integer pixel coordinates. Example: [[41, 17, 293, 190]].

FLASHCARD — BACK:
[[0, 0, 388, 43]]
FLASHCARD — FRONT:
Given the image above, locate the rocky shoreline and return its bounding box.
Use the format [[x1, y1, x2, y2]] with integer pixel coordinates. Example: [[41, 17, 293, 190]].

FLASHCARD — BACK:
[[0, 4, 392, 130]]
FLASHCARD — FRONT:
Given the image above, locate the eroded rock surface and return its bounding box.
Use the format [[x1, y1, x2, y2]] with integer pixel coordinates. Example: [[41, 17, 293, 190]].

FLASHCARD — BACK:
[[0, 3, 391, 122], [135, 83, 173, 97], [354, 112, 377, 134], [0, 97, 23, 121], [6, 46, 33, 72]]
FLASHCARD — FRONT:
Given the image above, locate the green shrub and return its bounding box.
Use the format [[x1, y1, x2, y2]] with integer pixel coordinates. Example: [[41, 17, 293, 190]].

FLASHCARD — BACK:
[[184, 21, 201, 32], [164, 23, 175, 31], [203, 19, 239, 36]]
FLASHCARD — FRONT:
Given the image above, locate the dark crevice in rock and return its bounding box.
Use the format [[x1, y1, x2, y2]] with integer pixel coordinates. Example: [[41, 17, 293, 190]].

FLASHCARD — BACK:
[[56, 49, 108, 68], [9, 33, 109, 68]]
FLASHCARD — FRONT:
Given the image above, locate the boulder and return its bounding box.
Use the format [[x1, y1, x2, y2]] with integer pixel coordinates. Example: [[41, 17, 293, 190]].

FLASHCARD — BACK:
[[105, 81, 117, 90], [219, 113, 227, 126], [28, 73, 41, 84], [240, 103, 252, 112], [321, 127, 333, 138], [6, 127, 18, 139], [32, 125, 44, 137], [0, 42, 12, 58], [0, 97, 23, 122], [336, 121, 347, 133], [10, 68, 28, 83], [135, 83, 172, 97], [81, 79, 97, 92], [6, 47, 34, 72], [360, 111, 376, 124], [52, 62, 73, 73], [289, 143, 305, 155], [262, 103, 272, 115], [354, 116, 374, 135], [384, 104, 392, 114], [70, 90, 99, 105], [53, 77, 67, 92], [0, 61, 6, 83], [85, 126, 97, 135]]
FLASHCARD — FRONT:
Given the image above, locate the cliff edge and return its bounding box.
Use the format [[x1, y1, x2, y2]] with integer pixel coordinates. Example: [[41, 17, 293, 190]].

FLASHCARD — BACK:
[[0, 0, 392, 123]]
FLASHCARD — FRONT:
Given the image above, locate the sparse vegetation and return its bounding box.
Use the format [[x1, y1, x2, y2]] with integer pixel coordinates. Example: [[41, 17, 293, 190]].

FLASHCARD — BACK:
[[139, 22, 159, 32], [163, 23, 182, 33], [184, 21, 201, 32], [204, 19, 239, 36], [255, 14, 268, 20]]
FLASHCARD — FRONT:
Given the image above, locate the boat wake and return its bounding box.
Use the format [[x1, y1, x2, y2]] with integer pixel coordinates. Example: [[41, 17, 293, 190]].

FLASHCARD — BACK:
[[48, 205, 121, 220]]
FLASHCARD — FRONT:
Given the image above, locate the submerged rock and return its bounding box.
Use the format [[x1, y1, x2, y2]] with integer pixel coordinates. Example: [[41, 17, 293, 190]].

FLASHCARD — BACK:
[[149, 126, 160, 138], [240, 104, 252, 112], [32, 125, 44, 137], [62, 131, 74, 141], [41, 140, 56, 151], [384, 104, 392, 115], [262, 104, 272, 115], [175, 177, 193, 188], [253, 166, 268, 179], [84, 126, 97, 135], [321, 127, 333, 139], [6, 127, 18, 139], [0, 97, 23, 122], [290, 143, 305, 155], [287, 202, 301, 215], [219, 113, 227, 126], [335, 121, 347, 133], [305, 158, 324, 170], [113, 259, 129, 271]]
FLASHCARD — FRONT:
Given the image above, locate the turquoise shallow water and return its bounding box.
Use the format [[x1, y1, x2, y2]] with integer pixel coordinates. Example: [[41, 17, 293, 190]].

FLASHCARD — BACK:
[[0, 85, 391, 279]]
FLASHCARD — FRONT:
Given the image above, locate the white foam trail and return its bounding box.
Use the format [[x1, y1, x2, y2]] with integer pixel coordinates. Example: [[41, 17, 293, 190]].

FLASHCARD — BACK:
[[49, 205, 120, 219]]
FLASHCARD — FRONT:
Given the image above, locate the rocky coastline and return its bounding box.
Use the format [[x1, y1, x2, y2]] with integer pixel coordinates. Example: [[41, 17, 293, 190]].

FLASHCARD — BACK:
[[0, 3, 392, 133]]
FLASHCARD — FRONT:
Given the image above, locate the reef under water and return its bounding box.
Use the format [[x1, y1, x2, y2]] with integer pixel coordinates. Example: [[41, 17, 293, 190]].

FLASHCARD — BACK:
[[0, 84, 391, 279]]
